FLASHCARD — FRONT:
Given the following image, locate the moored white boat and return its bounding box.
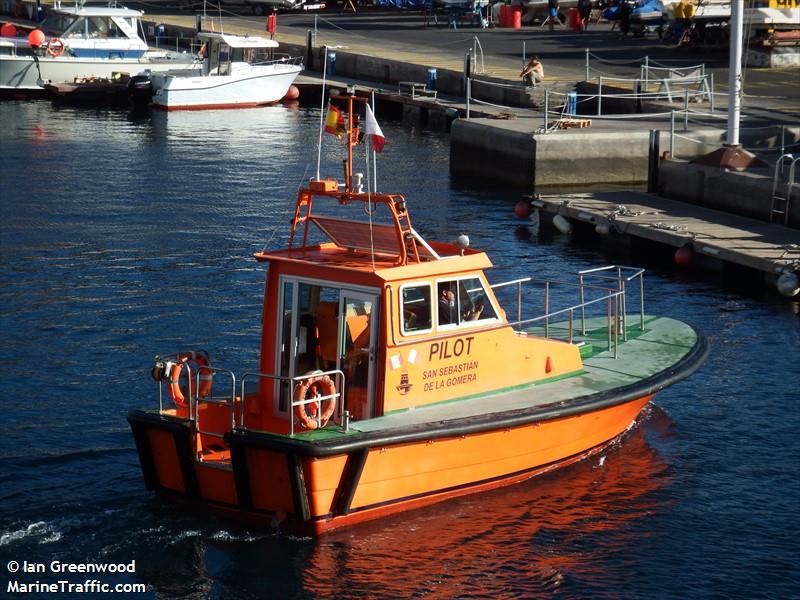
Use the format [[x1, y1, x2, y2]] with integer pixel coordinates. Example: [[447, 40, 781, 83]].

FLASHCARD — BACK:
[[0, 2, 192, 95], [149, 32, 302, 111]]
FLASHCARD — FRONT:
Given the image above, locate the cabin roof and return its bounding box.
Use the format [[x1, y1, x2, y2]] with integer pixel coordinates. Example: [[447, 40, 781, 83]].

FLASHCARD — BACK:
[[198, 32, 279, 49], [254, 243, 493, 282], [57, 6, 144, 17]]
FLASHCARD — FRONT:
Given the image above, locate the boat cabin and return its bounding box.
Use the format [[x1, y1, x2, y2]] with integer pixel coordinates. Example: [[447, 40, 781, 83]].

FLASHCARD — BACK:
[[151, 94, 582, 442], [197, 32, 279, 77], [36, 6, 148, 58], [226, 95, 584, 436]]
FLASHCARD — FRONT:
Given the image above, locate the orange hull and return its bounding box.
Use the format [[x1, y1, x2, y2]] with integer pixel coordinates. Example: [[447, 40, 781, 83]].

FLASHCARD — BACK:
[[129, 394, 652, 535]]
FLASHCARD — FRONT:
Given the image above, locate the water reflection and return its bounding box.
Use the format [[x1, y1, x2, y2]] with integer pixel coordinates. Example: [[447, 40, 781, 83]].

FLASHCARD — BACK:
[[297, 407, 674, 599]]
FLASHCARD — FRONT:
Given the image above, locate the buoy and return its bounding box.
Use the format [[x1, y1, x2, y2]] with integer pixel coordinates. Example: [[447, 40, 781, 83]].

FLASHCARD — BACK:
[[776, 270, 800, 297], [553, 214, 572, 234], [28, 29, 45, 47], [595, 221, 611, 235], [514, 199, 532, 219], [1, 23, 17, 37], [545, 356, 553, 373], [674, 243, 693, 266], [283, 84, 299, 101]]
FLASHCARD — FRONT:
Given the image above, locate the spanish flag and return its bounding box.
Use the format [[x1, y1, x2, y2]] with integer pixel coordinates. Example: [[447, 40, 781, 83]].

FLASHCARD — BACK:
[[324, 105, 345, 138]]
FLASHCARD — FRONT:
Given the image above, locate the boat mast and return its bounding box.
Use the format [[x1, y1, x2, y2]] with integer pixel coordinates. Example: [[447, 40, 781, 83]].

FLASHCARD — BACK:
[[335, 91, 364, 195], [726, 0, 743, 148]]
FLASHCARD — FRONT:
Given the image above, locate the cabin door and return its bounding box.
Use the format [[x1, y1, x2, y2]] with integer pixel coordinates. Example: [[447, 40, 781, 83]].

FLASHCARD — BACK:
[[276, 280, 378, 421], [339, 291, 378, 420]]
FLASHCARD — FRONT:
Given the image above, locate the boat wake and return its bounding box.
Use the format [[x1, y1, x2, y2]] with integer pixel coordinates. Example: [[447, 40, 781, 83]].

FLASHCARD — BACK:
[[0, 521, 62, 547]]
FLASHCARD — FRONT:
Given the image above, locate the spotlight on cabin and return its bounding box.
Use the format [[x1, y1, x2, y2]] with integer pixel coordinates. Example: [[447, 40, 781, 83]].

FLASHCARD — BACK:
[[455, 234, 470, 255]]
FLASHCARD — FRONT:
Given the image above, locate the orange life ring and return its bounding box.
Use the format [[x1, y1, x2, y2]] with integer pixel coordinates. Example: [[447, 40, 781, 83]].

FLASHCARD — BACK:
[[293, 374, 336, 430], [197, 42, 207, 59], [46, 38, 65, 57], [166, 350, 213, 408]]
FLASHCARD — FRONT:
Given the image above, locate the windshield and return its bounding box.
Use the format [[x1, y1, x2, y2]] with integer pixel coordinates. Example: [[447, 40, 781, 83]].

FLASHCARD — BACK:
[[39, 13, 76, 36]]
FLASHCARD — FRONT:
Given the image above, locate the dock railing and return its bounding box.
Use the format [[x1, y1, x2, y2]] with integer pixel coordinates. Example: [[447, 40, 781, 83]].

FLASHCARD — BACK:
[[491, 266, 645, 359]]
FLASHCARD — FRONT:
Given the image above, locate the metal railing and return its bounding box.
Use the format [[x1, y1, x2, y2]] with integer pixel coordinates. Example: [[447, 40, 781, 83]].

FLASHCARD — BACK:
[[578, 266, 645, 341], [155, 356, 347, 438], [491, 265, 644, 359], [667, 117, 800, 162], [239, 369, 346, 437]]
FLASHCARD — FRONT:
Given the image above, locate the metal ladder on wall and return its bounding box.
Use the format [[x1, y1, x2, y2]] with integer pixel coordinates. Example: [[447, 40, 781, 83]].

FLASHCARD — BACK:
[[771, 154, 798, 225]]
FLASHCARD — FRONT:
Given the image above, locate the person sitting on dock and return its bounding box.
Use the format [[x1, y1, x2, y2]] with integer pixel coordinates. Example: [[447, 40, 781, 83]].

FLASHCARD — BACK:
[[520, 56, 544, 86]]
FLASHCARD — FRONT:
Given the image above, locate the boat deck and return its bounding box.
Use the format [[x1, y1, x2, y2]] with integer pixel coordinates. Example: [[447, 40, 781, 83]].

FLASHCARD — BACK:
[[343, 315, 699, 434]]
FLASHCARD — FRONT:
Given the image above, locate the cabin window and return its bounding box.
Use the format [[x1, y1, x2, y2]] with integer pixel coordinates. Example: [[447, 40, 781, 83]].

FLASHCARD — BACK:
[[437, 277, 497, 328], [40, 13, 76, 36], [63, 17, 88, 38], [86, 17, 124, 39], [87, 17, 108, 38], [400, 284, 432, 335]]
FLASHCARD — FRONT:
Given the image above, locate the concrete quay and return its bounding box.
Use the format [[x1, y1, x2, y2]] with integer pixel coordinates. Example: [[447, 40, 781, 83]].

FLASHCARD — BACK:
[[531, 191, 800, 293], [138, 8, 799, 189], [19, 5, 795, 291]]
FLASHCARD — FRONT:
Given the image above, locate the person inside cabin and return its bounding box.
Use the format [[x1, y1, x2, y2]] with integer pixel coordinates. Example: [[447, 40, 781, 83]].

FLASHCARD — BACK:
[[463, 298, 484, 321], [438, 285, 457, 325], [520, 56, 544, 86]]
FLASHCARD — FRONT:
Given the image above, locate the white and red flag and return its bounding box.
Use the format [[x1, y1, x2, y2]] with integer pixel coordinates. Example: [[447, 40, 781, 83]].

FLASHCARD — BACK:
[[364, 104, 385, 153]]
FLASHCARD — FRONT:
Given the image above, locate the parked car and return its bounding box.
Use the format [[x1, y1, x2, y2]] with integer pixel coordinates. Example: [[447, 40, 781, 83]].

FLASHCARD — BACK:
[[223, 0, 308, 16]]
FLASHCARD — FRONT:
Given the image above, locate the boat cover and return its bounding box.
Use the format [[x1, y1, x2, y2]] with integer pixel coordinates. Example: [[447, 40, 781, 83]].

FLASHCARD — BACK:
[[198, 32, 279, 49]]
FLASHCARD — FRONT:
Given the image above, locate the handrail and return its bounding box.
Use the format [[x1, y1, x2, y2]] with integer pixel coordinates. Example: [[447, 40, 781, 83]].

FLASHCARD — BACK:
[[239, 369, 346, 437], [192, 367, 237, 446], [490, 267, 640, 359], [578, 266, 645, 339]]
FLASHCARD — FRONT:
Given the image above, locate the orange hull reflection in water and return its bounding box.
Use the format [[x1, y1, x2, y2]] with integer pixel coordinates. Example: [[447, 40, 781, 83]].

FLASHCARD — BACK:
[[301, 406, 673, 598]]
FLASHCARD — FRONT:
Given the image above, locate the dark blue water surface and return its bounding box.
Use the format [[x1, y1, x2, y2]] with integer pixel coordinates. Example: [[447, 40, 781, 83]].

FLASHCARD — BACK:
[[1, 102, 798, 599]]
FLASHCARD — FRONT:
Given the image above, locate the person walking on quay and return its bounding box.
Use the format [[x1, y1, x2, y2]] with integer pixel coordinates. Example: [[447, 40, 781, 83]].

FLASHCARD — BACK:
[[619, 0, 632, 37], [547, 0, 559, 31], [578, 0, 593, 31]]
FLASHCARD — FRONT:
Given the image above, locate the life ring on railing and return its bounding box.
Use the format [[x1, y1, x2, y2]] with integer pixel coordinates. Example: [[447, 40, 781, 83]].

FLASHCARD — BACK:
[[166, 350, 213, 408], [293, 374, 336, 430], [46, 38, 65, 57]]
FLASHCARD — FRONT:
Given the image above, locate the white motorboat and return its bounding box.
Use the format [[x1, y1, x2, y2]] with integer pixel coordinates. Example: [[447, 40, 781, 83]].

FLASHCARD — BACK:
[[0, 2, 192, 94], [149, 32, 302, 111]]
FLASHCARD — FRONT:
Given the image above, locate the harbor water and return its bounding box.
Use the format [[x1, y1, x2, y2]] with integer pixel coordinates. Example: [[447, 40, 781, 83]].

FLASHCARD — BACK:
[[0, 102, 798, 599]]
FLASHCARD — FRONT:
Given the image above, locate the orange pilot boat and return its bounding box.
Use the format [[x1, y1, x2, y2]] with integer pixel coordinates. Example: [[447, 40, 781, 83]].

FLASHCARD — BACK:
[[128, 93, 708, 535]]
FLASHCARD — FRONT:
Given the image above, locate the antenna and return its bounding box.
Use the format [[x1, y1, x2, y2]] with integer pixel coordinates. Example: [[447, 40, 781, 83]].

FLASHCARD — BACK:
[[315, 46, 328, 181]]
